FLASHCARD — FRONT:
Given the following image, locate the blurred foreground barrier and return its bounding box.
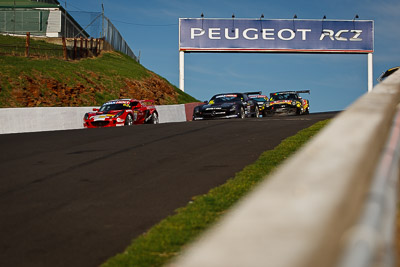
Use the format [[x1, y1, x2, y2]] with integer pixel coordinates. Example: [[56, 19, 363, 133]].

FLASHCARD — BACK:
[[169, 70, 400, 267]]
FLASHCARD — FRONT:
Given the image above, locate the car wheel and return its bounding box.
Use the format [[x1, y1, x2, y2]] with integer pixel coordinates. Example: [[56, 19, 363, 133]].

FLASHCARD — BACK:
[[149, 112, 159, 124], [238, 107, 245, 119], [125, 114, 133, 126], [254, 107, 260, 118]]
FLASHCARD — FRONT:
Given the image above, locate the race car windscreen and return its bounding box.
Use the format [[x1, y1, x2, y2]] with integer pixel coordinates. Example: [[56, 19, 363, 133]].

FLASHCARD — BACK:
[[270, 93, 297, 101], [251, 97, 267, 102], [211, 94, 241, 103], [99, 103, 131, 112]]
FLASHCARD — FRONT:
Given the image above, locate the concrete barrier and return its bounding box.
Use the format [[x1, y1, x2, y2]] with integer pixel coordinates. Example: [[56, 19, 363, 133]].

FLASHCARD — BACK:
[[0, 103, 202, 134], [168, 70, 400, 267], [0, 107, 97, 134]]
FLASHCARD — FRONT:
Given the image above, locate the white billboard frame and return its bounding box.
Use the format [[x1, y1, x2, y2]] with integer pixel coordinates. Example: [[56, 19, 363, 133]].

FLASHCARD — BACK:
[[178, 18, 374, 93]]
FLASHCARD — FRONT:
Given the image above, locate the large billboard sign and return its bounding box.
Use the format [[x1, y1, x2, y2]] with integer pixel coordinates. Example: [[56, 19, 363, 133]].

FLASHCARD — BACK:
[[179, 18, 374, 53]]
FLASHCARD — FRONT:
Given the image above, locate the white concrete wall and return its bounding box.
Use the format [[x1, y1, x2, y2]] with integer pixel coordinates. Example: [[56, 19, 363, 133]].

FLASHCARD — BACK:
[[0, 105, 187, 134], [0, 107, 96, 134]]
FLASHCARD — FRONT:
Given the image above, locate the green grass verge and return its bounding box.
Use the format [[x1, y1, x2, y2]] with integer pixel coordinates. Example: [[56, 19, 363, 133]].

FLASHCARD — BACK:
[[101, 119, 331, 267]]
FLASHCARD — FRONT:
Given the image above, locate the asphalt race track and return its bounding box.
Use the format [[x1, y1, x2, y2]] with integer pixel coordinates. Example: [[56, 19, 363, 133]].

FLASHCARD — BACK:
[[0, 112, 338, 267]]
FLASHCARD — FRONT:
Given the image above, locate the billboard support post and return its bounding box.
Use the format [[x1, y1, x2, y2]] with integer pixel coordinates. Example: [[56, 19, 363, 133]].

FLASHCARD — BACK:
[[179, 51, 185, 91], [368, 53, 373, 92]]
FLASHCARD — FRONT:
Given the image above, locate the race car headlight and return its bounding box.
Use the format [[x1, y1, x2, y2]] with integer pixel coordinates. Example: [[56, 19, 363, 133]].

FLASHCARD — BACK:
[[84, 113, 89, 120], [114, 111, 124, 118], [230, 105, 237, 111], [291, 101, 297, 106]]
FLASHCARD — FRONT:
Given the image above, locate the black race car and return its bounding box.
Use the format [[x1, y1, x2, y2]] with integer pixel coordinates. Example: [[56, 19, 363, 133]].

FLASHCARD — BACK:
[[193, 93, 259, 120], [265, 90, 310, 115], [246, 91, 270, 117], [377, 66, 400, 82]]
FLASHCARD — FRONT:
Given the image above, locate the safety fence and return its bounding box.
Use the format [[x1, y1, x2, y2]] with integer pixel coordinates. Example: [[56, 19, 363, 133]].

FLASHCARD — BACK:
[[0, 32, 104, 60], [102, 16, 137, 61], [67, 11, 138, 61], [0, 8, 137, 61]]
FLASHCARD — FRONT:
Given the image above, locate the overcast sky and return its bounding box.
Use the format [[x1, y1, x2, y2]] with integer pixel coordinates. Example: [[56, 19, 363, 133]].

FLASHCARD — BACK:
[[62, 0, 400, 112]]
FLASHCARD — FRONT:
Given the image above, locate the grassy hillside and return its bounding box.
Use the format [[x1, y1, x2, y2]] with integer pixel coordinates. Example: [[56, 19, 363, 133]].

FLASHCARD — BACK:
[[0, 35, 198, 107]]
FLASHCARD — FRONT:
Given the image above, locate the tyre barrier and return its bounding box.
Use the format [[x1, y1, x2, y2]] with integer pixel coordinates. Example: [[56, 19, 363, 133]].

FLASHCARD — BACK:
[[168, 70, 400, 267]]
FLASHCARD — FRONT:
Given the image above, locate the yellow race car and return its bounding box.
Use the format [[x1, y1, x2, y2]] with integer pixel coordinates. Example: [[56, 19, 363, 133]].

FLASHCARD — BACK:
[[265, 90, 310, 115]]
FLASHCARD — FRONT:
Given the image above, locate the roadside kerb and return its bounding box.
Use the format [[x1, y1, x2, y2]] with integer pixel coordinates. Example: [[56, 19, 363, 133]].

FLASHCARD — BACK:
[[168, 70, 400, 267]]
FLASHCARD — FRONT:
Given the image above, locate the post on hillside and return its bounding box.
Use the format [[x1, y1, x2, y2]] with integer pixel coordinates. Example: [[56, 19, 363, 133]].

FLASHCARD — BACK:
[[25, 32, 30, 58], [90, 38, 93, 56], [94, 39, 97, 56], [73, 38, 77, 60], [62, 37, 67, 60], [85, 38, 88, 57], [101, 3, 104, 38], [80, 37, 83, 58], [98, 38, 102, 54]]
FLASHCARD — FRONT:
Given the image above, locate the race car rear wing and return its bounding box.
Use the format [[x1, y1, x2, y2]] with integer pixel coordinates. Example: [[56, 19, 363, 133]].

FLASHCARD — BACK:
[[244, 91, 262, 96], [296, 90, 310, 94], [270, 90, 310, 97]]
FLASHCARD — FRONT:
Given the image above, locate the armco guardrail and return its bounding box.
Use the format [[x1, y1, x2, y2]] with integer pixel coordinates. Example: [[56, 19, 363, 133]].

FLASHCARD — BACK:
[[0, 103, 202, 134], [168, 70, 400, 267]]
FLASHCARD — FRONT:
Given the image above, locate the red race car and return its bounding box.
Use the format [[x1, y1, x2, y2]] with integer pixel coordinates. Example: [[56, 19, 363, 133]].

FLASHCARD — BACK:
[[83, 99, 159, 128]]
